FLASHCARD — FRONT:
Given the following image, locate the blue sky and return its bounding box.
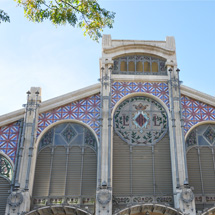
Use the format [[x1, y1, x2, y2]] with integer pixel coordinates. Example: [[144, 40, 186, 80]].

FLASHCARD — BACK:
[[0, 0, 215, 115]]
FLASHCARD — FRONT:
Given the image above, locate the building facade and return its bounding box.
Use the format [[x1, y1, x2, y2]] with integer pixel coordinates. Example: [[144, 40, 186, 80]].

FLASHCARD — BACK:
[[0, 35, 215, 215]]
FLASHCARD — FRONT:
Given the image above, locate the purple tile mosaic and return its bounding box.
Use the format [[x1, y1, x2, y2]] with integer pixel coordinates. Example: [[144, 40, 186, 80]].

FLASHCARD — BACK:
[[181, 95, 215, 134], [0, 122, 20, 163], [111, 82, 169, 108], [37, 94, 101, 138]]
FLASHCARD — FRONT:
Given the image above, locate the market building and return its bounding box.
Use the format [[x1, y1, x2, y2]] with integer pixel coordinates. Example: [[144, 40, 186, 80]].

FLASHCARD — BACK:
[[0, 35, 215, 215]]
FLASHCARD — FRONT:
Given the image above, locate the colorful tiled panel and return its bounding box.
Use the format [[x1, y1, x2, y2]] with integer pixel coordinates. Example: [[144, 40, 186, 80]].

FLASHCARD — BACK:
[[0, 121, 21, 163], [37, 94, 101, 138], [181, 95, 215, 134], [112, 82, 169, 108]]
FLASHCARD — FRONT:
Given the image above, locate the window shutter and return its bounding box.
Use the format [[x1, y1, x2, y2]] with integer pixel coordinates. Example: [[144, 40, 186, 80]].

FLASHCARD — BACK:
[[33, 147, 51, 197], [0, 177, 10, 215]]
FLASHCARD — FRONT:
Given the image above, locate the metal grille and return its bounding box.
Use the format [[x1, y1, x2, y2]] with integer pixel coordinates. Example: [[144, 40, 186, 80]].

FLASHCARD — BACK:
[[32, 123, 97, 213], [113, 55, 167, 75]]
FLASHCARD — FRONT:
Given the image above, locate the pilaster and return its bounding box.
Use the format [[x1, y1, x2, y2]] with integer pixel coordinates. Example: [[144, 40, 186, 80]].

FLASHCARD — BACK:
[[167, 66, 196, 215], [96, 62, 113, 215], [6, 87, 41, 215]]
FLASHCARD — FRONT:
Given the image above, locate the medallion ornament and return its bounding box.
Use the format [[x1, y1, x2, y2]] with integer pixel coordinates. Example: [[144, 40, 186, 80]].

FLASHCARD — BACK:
[[97, 189, 111, 205], [114, 96, 168, 145]]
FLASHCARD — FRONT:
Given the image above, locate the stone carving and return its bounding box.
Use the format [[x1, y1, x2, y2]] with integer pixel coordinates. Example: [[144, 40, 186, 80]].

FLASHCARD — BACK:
[[180, 188, 194, 203], [97, 189, 111, 205], [7, 192, 23, 207]]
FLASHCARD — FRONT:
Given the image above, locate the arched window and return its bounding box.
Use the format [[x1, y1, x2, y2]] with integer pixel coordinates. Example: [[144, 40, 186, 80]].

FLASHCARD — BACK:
[[0, 154, 13, 215], [136, 61, 143, 72], [144, 61, 150, 72], [113, 96, 172, 211], [128, 61, 135, 72], [120, 61, 127, 72], [186, 124, 215, 211], [152, 62, 158, 72], [32, 122, 97, 213]]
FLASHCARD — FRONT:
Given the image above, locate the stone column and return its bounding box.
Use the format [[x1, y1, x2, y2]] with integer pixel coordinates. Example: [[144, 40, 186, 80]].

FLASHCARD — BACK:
[[6, 87, 41, 215], [167, 65, 196, 215], [96, 62, 113, 215]]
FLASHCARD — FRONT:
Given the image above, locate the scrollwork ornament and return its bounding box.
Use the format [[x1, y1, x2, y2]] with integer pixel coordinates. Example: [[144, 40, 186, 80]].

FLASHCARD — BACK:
[[97, 189, 111, 205], [180, 188, 194, 203], [8, 192, 23, 207]]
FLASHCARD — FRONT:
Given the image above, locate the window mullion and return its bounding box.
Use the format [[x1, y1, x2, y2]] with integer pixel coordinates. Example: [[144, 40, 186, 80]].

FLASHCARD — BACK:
[[152, 146, 156, 196], [130, 145, 133, 196], [64, 147, 69, 198], [197, 147, 204, 196]]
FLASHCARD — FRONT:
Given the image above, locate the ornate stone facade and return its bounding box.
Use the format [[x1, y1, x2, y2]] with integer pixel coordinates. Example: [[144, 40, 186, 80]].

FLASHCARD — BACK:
[[0, 35, 215, 215]]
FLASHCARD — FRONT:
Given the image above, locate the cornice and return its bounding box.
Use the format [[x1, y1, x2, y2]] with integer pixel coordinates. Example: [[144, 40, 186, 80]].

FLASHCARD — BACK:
[[103, 44, 175, 56], [112, 74, 169, 82], [181, 85, 215, 107]]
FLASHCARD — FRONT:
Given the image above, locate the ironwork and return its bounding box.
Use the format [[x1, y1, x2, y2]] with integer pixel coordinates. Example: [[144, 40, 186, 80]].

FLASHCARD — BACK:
[[186, 124, 215, 149], [114, 96, 168, 145], [0, 155, 13, 181], [38, 123, 97, 152], [113, 55, 167, 75]]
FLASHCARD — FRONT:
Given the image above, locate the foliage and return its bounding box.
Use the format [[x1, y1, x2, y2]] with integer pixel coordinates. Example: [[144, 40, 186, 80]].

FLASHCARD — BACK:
[[0, 9, 10, 23], [14, 0, 115, 41]]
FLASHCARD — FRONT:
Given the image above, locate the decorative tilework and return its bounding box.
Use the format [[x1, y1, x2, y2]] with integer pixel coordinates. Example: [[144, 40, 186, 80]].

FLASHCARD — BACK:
[[37, 94, 100, 138], [111, 82, 169, 109], [181, 95, 215, 134], [0, 121, 21, 163]]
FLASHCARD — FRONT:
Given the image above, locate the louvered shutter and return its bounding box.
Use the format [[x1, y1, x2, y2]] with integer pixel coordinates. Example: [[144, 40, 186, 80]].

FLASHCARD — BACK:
[[66, 146, 82, 196], [113, 133, 131, 196], [49, 146, 67, 196], [0, 177, 10, 215], [187, 148, 202, 194], [200, 147, 215, 193], [82, 147, 97, 196], [132, 146, 153, 195], [154, 134, 172, 195], [33, 147, 51, 197]]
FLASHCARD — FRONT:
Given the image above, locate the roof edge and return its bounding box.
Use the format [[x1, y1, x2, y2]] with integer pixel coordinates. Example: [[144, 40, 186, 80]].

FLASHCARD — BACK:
[[181, 85, 215, 106], [0, 83, 101, 127]]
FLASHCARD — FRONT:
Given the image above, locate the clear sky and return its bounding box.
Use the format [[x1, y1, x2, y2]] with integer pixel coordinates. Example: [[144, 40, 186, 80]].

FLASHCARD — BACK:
[[0, 0, 215, 115]]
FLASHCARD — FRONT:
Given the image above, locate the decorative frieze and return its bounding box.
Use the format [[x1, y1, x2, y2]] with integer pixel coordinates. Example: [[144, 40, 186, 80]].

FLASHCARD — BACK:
[[113, 196, 173, 205]]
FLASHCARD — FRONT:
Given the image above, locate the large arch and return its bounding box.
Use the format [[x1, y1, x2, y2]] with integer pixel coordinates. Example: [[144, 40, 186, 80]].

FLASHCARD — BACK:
[[111, 93, 174, 212], [32, 120, 99, 214], [113, 204, 183, 215], [111, 92, 170, 118], [201, 206, 215, 215], [26, 205, 92, 215], [185, 122, 215, 211]]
